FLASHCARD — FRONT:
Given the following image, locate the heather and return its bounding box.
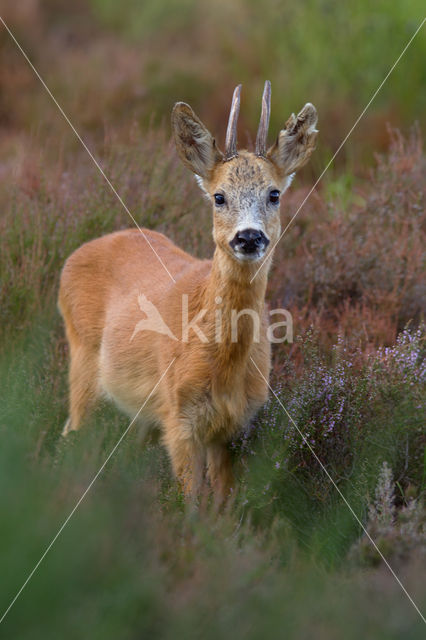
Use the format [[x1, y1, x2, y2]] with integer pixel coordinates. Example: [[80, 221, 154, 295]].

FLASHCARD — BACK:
[[0, 2, 425, 638]]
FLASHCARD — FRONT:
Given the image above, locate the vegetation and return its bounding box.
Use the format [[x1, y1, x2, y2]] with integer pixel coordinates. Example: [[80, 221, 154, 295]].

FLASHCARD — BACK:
[[0, 2, 425, 638]]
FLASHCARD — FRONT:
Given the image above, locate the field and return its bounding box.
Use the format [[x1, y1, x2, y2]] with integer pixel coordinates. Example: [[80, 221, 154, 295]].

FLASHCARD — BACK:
[[0, 2, 425, 638]]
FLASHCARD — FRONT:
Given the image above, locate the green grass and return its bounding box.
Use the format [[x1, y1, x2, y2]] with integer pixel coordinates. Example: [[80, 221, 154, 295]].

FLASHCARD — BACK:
[[0, 312, 424, 638]]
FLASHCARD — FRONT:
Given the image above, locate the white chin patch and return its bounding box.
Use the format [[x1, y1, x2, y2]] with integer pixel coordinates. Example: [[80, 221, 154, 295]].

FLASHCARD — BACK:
[[233, 249, 266, 263]]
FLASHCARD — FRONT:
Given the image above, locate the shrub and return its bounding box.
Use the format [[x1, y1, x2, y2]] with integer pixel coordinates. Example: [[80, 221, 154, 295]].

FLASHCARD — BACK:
[[353, 461, 425, 566], [269, 127, 425, 347], [238, 325, 425, 535]]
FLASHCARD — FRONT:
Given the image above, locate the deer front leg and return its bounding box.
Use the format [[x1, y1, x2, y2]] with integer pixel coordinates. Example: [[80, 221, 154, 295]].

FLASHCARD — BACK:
[[163, 426, 206, 499], [207, 442, 234, 506]]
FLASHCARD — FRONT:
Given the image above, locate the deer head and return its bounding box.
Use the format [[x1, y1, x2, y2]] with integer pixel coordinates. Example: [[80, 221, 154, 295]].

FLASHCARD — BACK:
[[172, 81, 318, 266]]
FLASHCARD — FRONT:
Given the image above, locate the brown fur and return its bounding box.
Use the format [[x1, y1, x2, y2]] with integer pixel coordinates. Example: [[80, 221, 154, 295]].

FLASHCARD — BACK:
[[59, 91, 318, 503]]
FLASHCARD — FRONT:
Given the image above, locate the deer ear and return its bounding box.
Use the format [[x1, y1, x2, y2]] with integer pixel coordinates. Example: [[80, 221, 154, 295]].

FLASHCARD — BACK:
[[267, 103, 318, 176], [172, 102, 223, 178]]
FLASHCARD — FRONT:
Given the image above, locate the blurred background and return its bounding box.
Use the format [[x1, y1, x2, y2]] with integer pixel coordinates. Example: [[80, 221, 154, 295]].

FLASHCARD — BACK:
[[1, 0, 425, 165], [0, 2, 425, 639]]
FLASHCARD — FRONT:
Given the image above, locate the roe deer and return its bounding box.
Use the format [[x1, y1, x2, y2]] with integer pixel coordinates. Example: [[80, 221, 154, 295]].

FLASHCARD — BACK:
[[59, 82, 318, 503]]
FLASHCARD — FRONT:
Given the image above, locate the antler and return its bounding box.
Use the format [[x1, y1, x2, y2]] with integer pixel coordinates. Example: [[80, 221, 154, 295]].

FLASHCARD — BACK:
[[255, 80, 271, 157], [224, 84, 242, 161]]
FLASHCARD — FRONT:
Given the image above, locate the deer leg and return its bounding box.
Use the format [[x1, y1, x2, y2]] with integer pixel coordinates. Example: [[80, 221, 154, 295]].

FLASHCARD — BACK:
[[164, 426, 206, 499], [207, 442, 234, 505], [63, 344, 99, 436]]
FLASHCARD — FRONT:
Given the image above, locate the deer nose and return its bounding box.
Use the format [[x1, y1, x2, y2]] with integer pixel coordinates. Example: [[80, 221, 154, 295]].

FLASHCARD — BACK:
[[230, 228, 270, 254]]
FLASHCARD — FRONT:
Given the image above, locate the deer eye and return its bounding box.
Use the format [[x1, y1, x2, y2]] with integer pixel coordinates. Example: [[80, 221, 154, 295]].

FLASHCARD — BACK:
[[214, 193, 225, 206], [269, 189, 280, 204]]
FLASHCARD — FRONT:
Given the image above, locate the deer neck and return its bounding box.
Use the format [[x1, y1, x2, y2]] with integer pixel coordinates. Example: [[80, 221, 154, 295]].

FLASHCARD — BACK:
[[206, 246, 268, 313], [199, 247, 270, 384]]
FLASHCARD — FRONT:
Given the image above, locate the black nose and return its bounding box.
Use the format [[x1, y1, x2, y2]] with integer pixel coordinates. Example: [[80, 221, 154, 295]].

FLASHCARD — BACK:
[[230, 228, 270, 254]]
